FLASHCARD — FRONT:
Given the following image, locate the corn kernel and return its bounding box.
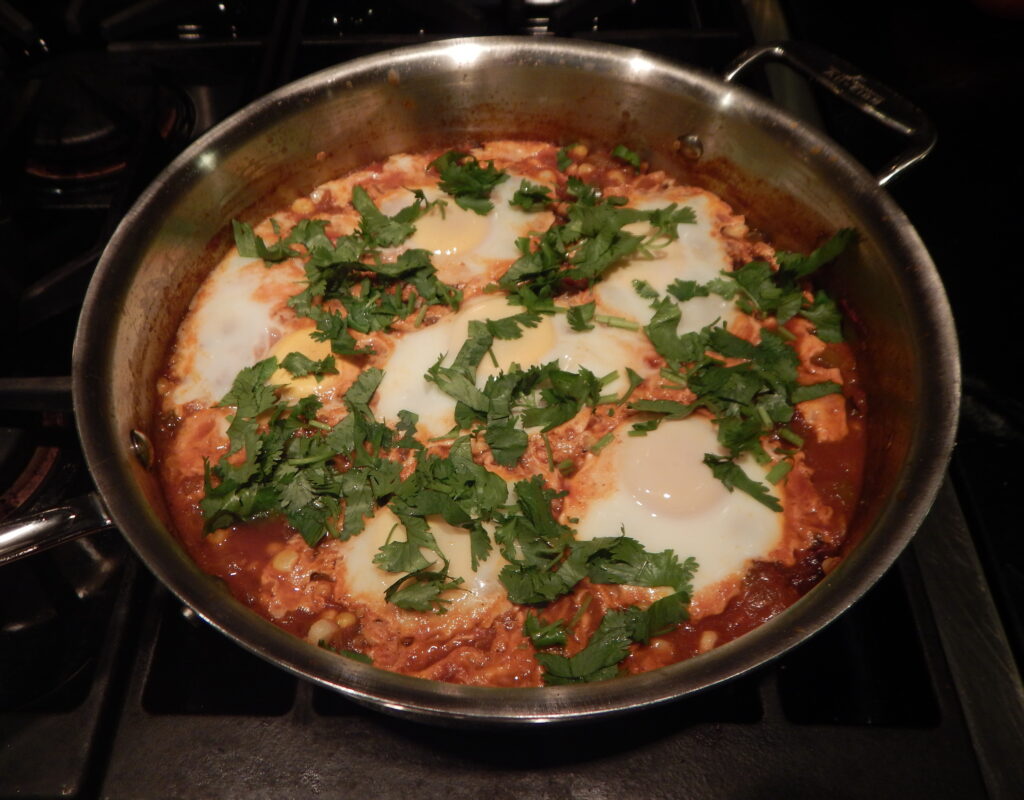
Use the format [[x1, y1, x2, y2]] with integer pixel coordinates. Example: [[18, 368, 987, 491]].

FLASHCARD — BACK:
[[291, 197, 315, 215], [272, 548, 299, 572], [307, 618, 340, 645], [336, 611, 358, 630], [698, 630, 719, 653]]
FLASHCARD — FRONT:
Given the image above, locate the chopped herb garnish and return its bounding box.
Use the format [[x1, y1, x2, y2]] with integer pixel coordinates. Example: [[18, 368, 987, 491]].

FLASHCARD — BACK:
[[556, 145, 574, 172], [279, 352, 337, 381], [429, 150, 509, 214], [766, 460, 793, 485], [567, 301, 596, 331], [611, 144, 642, 170], [524, 612, 569, 649], [510, 179, 553, 212]]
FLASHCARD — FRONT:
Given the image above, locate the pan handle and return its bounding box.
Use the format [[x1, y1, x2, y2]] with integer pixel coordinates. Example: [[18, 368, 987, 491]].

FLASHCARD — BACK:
[[724, 41, 936, 187], [0, 493, 114, 566]]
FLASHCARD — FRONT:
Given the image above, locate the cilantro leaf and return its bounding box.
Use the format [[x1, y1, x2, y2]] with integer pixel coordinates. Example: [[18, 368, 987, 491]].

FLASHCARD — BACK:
[[429, 150, 509, 215], [667, 279, 711, 303], [524, 612, 568, 649], [279, 352, 337, 380], [509, 179, 552, 211], [801, 290, 844, 342], [343, 367, 384, 419], [232, 219, 297, 263], [776, 228, 857, 279], [567, 301, 596, 331], [643, 298, 712, 368], [702, 454, 782, 512], [791, 381, 842, 403], [556, 145, 574, 172], [384, 568, 464, 613], [218, 357, 280, 451], [536, 592, 690, 685], [577, 535, 697, 594], [351, 185, 415, 248], [484, 420, 529, 467], [611, 144, 641, 170]]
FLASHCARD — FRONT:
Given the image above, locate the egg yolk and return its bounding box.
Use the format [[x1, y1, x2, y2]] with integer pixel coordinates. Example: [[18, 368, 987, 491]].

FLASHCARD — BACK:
[[448, 296, 558, 381], [408, 201, 490, 259], [268, 328, 336, 400], [618, 418, 728, 518]]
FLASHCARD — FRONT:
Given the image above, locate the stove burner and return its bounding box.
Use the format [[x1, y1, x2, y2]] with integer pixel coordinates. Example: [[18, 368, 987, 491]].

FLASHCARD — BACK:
[[0, 405, 125, 712], [0, 425, 61, 518], [0, 411, 68, 520], [17, 56, 195, 200]]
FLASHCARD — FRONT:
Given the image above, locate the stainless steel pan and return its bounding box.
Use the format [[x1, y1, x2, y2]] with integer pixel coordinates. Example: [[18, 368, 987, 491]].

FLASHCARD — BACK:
[[0, 37, 958, 725]]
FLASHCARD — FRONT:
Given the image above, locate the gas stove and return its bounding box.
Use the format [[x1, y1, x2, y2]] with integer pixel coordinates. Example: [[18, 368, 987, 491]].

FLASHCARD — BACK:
[[1, 2, 1022, 798]]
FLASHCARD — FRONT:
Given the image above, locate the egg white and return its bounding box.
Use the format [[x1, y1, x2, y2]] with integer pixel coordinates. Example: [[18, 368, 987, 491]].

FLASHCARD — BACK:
[[168, 253, 301, 408], [374, 294, 657, 438], [567, 414, 783, 596], [378, 177, 553, 283], [337, 506, 508, 613], [594, 193, 736, 335]]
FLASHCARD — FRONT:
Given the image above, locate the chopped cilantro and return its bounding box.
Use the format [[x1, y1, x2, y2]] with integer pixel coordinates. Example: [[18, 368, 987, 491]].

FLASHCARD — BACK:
[[556, 145, 574, 172], [384, 568, 464, 613], [429, 150, 509, 214], [510, 179, 553, 211], [232, 219, 297, 263], [703, 454, 782, 512], [766, 460, 793, 485], [279, 352, 337, 380], [524, 612, 568, 649], [536, 592, 691, 685], [802, 290, 844, 342], [567, 301, 596, 331], [611, 144, 642, 170]]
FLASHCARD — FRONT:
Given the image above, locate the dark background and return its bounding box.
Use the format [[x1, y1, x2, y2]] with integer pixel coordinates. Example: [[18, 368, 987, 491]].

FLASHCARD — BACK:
[[784, 0, 1024, 667]]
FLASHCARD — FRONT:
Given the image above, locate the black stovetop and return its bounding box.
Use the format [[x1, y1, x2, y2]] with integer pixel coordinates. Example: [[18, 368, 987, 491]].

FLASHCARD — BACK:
[[1, 1, 1023, 798]]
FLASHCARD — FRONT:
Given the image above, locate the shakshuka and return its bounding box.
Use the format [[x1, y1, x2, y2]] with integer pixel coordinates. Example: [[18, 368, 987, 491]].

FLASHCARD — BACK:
[[154, 140, 866, 686]]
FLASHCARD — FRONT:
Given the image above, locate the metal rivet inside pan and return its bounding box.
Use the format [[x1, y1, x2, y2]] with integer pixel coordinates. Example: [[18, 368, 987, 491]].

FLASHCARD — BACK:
[[678, 134, 704, 159], [129, 429, 153, 469]]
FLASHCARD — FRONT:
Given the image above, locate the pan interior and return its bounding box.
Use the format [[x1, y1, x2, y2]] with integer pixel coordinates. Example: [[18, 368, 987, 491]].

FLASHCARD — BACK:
[[73, 37, 958, 724]]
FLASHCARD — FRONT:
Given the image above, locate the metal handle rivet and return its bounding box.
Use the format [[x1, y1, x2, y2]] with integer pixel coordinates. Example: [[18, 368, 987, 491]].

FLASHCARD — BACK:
[[677, 134, 704, 160], [130, 429, 154, 470]]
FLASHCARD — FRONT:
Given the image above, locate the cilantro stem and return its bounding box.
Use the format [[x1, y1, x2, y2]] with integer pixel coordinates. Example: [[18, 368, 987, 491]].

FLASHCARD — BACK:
[[542, 432, 555, 471], [659, 367, 688, 386], [594, 314, 640, 331], [590, 433, 614, 454], [414, 303, 428, 327], [766, 460, 793, 484], [569, 594, 592, 628], [779, 428, 804, 447]]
